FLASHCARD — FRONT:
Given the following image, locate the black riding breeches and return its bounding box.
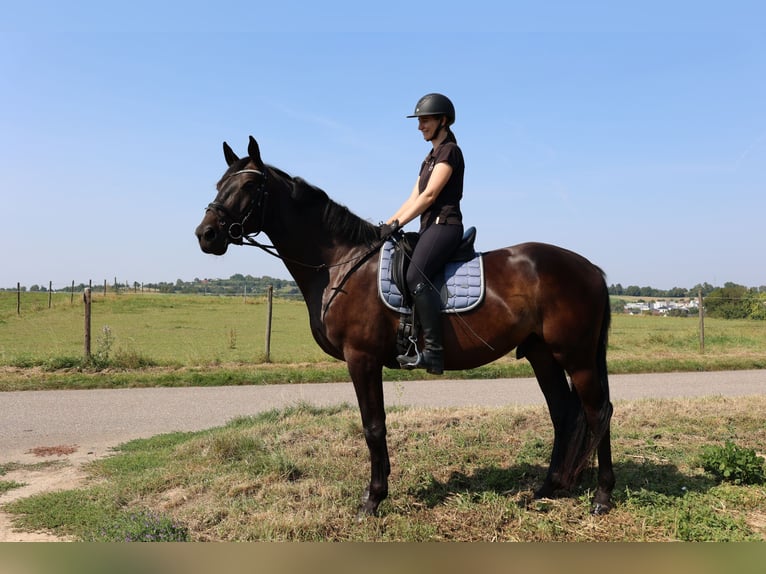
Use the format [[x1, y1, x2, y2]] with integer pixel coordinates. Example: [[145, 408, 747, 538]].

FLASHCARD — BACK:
[[405, 223, 464, 293]]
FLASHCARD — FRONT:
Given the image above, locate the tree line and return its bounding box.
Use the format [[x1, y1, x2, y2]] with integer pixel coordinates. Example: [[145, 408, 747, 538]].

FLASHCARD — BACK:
[[149, 274, 302, 299], [609, 282, 766, 320], [606, 282, 766, 298], [7, 275, 303, 300]]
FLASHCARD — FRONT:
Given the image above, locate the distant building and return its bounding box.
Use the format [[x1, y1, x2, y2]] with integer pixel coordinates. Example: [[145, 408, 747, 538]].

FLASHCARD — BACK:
[[624, 299, 698, 315]]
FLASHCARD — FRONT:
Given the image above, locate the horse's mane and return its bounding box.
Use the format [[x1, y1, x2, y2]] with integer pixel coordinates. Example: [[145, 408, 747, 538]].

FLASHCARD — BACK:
[[269, 166, 380, 246]]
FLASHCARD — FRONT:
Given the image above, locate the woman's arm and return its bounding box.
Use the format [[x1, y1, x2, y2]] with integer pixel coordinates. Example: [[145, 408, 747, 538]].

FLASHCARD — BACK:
[[388, 162, 453, 227], [388, 179, 421, 225]]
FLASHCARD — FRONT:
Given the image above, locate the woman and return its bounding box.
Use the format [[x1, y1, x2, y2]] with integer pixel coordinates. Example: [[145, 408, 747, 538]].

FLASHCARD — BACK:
[[386, 93, 465, 375]]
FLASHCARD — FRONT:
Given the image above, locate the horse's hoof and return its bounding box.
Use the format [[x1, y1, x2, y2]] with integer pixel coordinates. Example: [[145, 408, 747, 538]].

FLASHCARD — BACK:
[[356, 508, 370, 523], [356, 502, 378, 522], [590, 502, 611, 516], [356, 488, 379, 521]]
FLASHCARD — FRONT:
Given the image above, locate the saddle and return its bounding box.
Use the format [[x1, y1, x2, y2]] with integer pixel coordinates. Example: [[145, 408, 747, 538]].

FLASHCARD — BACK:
[[378, 227, 485, 356]]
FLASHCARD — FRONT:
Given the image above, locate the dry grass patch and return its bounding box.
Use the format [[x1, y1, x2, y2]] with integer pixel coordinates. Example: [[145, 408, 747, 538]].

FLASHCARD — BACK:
[[5, 398, 766, 541]]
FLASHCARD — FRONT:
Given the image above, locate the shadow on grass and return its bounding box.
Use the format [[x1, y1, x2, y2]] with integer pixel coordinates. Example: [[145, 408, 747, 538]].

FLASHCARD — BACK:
[[411, 463, 547, 508], [411, 460, 719, 509]]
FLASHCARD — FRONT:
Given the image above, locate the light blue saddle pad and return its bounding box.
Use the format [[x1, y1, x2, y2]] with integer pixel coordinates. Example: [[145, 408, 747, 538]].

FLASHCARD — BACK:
[[378, 239, 485, 314]]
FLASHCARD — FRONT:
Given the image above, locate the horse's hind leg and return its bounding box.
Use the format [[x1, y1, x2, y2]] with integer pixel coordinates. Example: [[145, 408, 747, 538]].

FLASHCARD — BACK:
[[522, 338, 582, 499], [569, 368, 615, 514]]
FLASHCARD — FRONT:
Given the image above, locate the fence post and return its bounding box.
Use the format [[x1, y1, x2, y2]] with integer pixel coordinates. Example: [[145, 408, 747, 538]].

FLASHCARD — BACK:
[[265, 284, 273, 363], [48, 281, 53, 309], [84, 288, 92, 360], [17, 282, 21, 315], [697, 289, 705, 354], [71, 280, 75, 305]]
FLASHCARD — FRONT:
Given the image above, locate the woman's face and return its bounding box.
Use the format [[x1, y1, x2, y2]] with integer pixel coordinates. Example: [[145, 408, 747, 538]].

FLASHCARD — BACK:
[[417, 115, 443, 141]]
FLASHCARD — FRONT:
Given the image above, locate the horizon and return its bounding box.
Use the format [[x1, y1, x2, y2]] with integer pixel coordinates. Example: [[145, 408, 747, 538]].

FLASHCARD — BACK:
[[5, 274, 763, 294]]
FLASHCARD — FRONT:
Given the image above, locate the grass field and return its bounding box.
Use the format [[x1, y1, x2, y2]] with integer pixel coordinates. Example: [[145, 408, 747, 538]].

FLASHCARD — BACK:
[[1, 291, 765, 391], [1, 291, 326, 366], [4, 397, 765, 541]]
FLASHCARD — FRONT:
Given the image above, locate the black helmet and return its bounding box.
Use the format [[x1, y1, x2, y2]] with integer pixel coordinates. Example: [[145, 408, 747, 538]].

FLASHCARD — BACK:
[[407, 93, 455, 125]]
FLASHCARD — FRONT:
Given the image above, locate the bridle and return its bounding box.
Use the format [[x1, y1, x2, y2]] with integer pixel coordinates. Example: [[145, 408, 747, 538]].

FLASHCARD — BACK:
[[205, 168, 269, 244], [204, 166, 387, 274]]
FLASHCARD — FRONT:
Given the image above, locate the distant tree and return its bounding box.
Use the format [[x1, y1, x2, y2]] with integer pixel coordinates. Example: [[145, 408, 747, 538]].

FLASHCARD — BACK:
[[610, 297, 627, 313], [608, 283, 624, 296], [691, 282, 716, 297], [749, 294, 766, 320], [667, 287, 688, 298], [705, 284, 750, 319]]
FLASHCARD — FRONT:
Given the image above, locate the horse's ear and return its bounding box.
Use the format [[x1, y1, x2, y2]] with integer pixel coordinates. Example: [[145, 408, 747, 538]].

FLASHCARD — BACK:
[[247, 136, 264, 169], [223, 142, 239, 166]]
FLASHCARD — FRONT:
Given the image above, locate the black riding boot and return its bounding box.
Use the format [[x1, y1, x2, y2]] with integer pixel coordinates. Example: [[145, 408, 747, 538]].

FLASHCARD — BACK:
[[397, 282, 444, 375]]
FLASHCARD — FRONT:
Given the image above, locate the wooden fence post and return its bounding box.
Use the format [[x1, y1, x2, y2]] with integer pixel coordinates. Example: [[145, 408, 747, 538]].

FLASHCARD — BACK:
[[17, 282, 21, 315], [697, 289, 705, 354], [265, 285, 273, 363], [84, 288, 92, 360], [71, 280, 75, 305], [48, 281, 52, 309]]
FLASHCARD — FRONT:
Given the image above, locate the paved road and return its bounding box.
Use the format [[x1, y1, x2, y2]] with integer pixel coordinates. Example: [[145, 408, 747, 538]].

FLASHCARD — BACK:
[[1, 370, 764, 463]]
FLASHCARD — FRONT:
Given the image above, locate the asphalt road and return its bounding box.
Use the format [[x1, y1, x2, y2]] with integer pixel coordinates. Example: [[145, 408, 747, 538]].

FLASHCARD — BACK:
[[1, 370, 764, 463]]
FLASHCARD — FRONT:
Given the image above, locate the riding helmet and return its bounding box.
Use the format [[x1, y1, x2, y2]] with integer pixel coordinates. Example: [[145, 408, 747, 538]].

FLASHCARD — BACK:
[[407, 93, 455, 125]]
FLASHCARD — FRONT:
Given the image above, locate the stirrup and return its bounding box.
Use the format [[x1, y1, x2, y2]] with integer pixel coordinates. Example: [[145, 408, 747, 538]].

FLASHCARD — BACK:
[[396, 336, 422, 369]]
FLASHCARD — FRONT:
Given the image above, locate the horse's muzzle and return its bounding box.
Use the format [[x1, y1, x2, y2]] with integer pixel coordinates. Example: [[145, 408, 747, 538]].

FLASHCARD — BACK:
[[195, 223, 228, 255]]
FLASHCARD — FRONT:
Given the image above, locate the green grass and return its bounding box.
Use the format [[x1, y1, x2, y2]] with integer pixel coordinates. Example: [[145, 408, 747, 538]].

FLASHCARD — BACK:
[[1, 292, 326, 367], [5, 397, 765, 541], [1, 292, 765, 391], [0, 480, 25, 495]]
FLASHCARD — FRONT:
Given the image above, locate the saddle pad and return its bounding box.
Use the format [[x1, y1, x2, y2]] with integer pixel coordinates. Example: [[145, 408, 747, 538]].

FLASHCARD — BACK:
[[378, 239, 485, 314]]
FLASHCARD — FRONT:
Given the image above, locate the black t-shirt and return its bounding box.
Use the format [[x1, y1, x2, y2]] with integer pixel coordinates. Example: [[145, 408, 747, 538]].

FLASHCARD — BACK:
[[417, 133, 464, 231]]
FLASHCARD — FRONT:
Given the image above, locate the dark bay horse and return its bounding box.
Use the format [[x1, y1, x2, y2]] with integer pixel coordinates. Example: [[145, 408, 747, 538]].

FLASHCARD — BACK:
[[196, 136, 615, 516]]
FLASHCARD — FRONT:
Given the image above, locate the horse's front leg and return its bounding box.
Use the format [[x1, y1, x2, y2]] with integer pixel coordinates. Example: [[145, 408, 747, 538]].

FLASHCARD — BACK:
[[346, 351, 390, 519]]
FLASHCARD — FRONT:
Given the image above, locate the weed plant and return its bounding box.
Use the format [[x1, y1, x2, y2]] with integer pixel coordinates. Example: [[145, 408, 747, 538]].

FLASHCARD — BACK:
[[699, 441, 766, 485]]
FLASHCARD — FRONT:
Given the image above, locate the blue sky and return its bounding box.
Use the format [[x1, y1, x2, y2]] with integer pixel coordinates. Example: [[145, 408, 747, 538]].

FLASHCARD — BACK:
[[2, 1, 764, 291]]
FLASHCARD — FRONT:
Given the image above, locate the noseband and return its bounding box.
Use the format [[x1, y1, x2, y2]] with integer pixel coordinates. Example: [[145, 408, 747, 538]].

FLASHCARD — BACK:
[[206, 168, 269, 242]]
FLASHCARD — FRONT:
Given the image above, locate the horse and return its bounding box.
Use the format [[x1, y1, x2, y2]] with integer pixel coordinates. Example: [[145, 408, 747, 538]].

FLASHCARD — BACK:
[[195, 136, 615, 517]]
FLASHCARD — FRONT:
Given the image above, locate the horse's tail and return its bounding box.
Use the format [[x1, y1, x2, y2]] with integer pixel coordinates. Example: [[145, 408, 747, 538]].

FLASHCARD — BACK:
[[561, 275, 613, 489], [597, 280, 611, 404]]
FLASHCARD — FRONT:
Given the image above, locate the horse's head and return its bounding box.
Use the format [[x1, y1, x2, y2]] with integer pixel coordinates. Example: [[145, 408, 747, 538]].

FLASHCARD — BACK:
[[196, 136, 269, 255]]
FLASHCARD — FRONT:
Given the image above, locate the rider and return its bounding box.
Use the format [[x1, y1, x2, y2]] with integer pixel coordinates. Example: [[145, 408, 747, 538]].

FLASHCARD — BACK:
[[385, 93, 465, 375]]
